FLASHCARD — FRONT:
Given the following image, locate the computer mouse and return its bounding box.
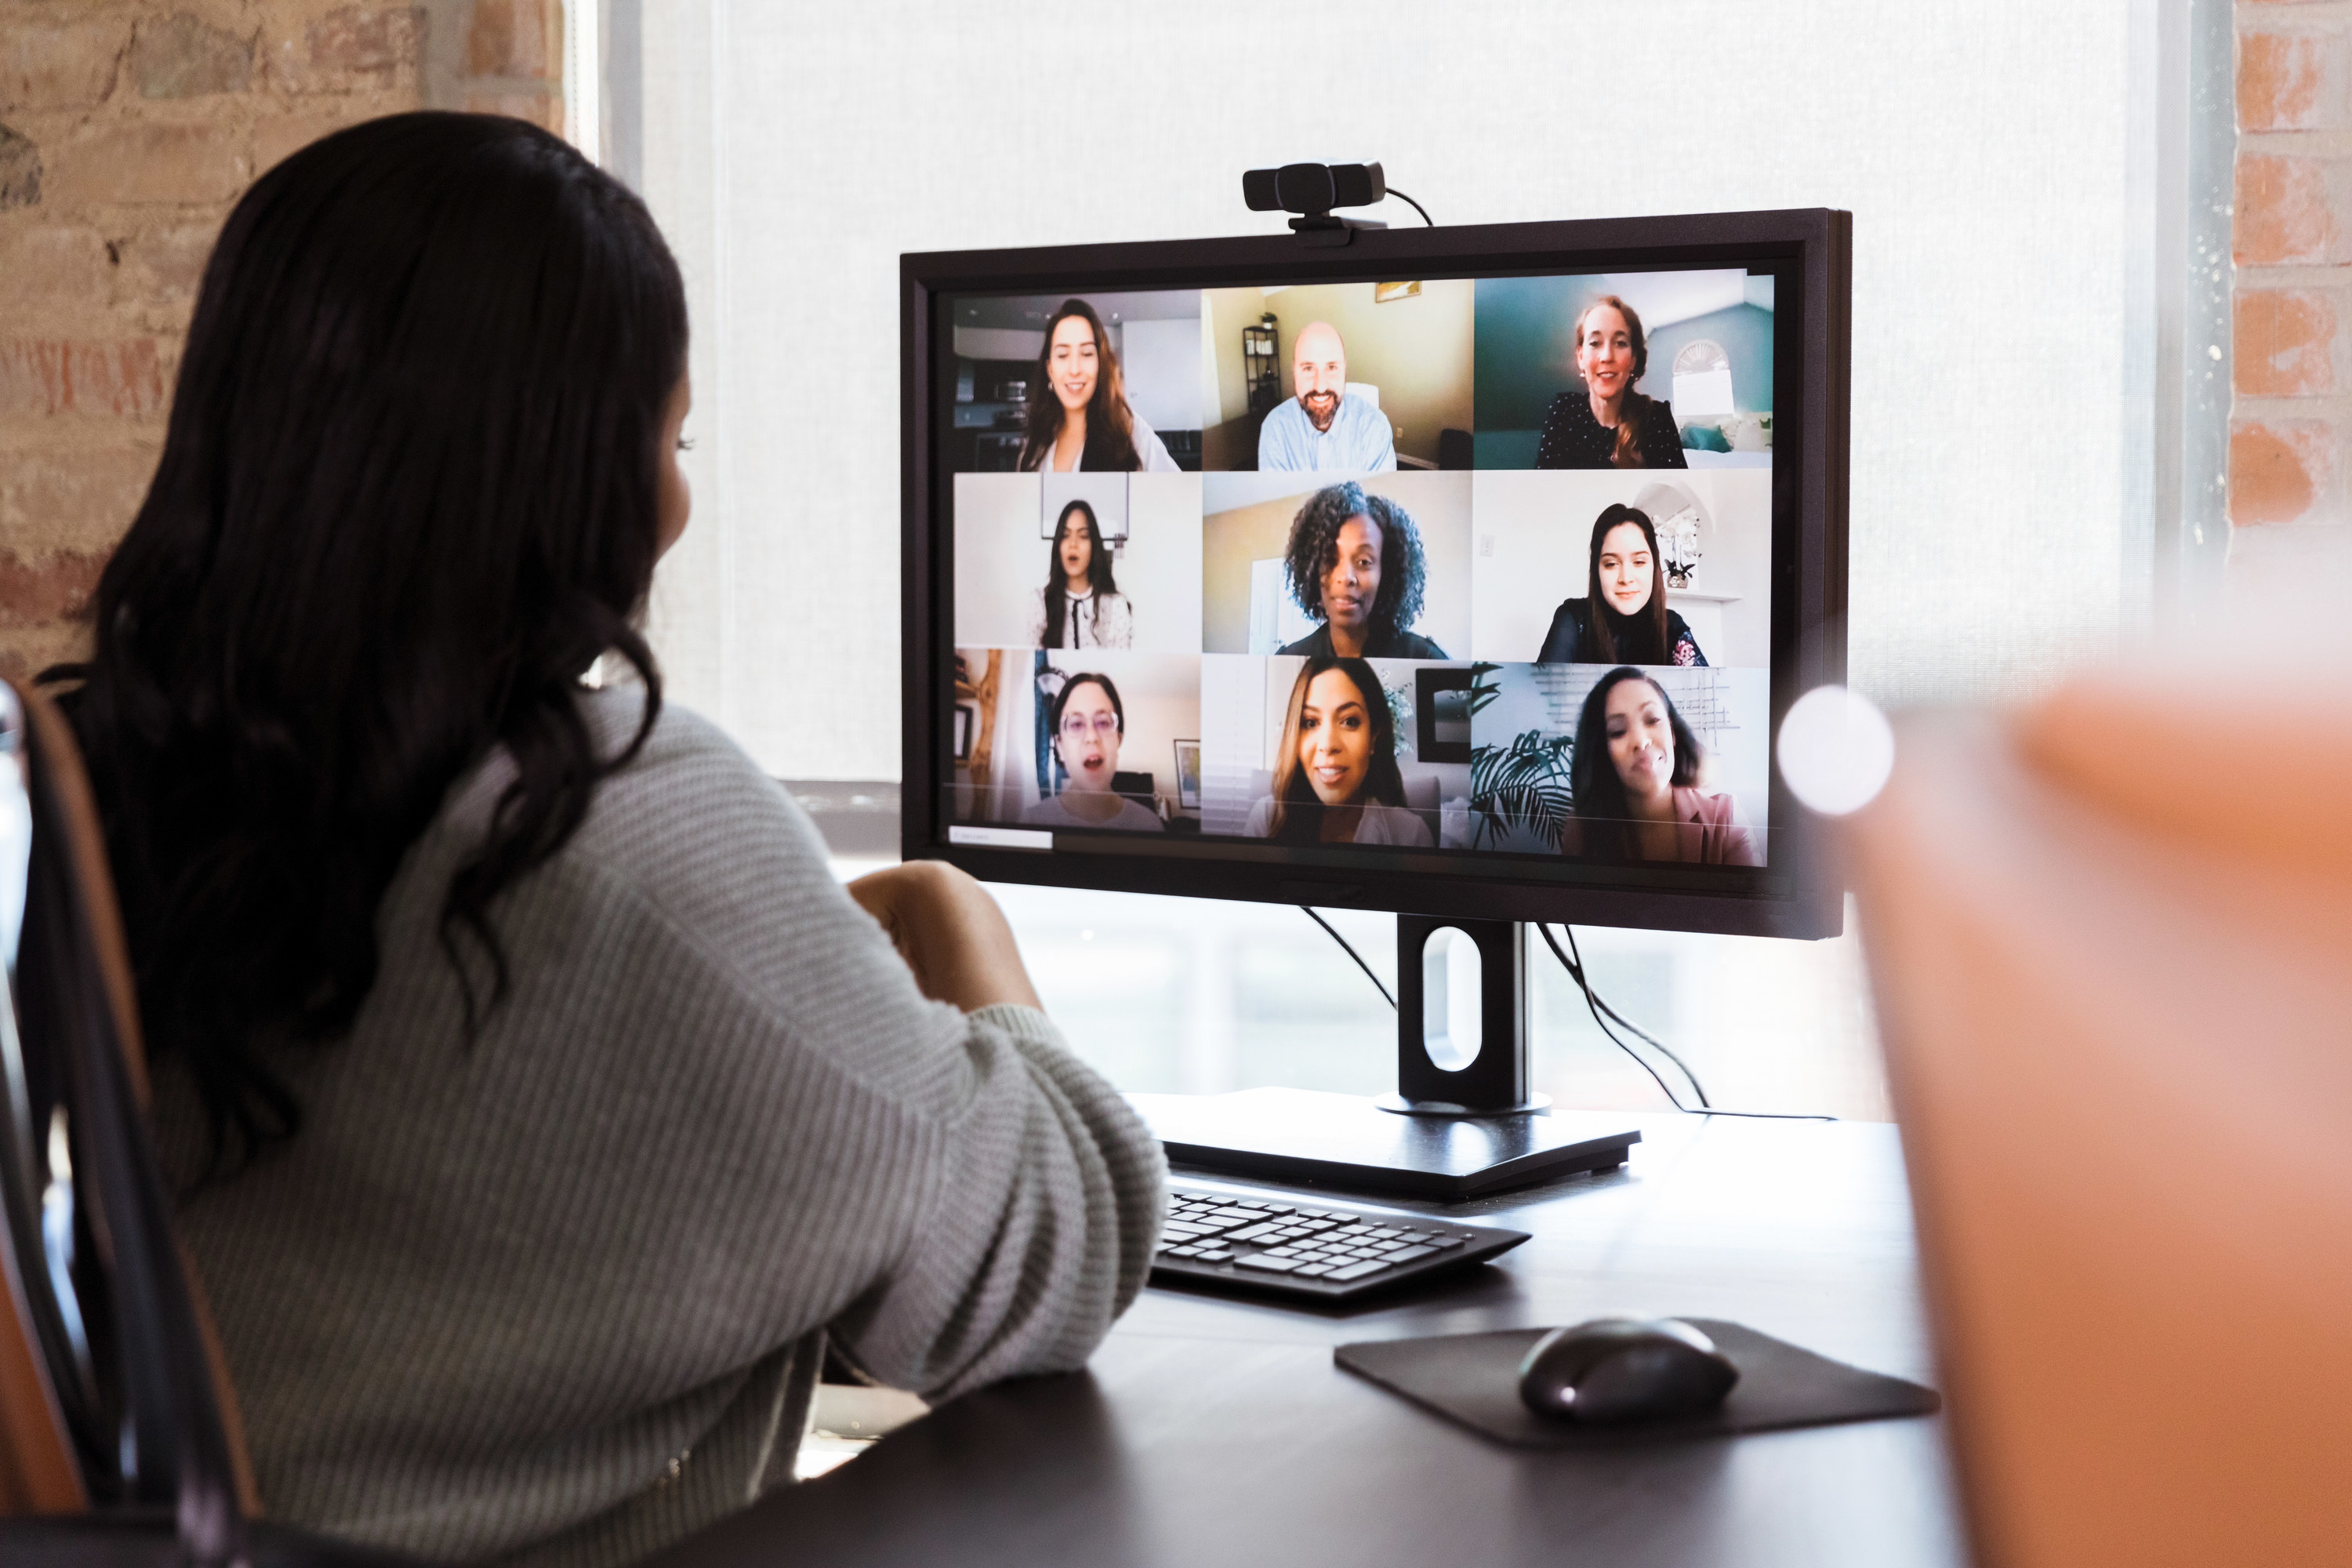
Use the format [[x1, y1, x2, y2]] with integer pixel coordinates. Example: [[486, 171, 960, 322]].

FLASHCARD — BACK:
[[1516, 1317, 1740, 1425]]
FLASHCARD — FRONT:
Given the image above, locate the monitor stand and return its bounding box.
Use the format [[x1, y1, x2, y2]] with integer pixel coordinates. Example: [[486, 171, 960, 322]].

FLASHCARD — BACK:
[[1126, 917, 1642, 1201]]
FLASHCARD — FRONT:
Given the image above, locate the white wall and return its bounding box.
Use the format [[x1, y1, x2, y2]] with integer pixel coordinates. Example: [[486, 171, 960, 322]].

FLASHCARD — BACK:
[[1120, 318, 1205, 434], [633, 0, 2133, 778]]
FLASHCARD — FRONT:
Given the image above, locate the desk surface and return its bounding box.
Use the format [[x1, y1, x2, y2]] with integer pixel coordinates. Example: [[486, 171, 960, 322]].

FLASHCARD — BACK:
[[668, 1115, 1968, 1568]]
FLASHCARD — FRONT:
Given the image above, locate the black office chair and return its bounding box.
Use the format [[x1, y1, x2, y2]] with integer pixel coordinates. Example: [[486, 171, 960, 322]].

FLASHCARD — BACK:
[[1437, 427, 1473, 470], [0, 680, 423, 1567]]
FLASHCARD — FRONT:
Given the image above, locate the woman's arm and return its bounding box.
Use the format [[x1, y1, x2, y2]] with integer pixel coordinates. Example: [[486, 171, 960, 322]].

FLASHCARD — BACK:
[[847, 860, 1041, 1012], [1098, 594, 1134, 648], [567, 707, 1163, 1403], [1537, 601, 1583, 664]]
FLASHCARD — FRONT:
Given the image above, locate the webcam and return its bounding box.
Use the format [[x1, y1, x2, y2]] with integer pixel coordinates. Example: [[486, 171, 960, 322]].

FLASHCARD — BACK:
[[1243, 162, 1389, 247]]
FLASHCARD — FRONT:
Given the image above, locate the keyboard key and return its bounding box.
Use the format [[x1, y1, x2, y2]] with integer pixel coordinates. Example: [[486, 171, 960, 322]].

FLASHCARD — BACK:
[[1424, 1235, 1465, 1250], [1235, 1254, 1301, 1274], [1387, 1244, 1438, 1263], [1227, 1224, 1285, 1243], [1167, 1245, 1207, 1258], [1195, 1248, 1234, 1262], [1293, 1263, 1333, 1277], [1325, 1258, 1393, 1281]]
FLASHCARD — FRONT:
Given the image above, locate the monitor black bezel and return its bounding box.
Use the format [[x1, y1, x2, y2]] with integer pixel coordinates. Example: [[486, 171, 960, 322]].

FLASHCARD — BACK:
[[902, 208, 1850, 940]]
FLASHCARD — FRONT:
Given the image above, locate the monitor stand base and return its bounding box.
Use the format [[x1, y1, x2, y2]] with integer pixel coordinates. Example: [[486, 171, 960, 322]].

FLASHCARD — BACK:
[[1373, 1091, 1552, 1117], [1127, 1087, 1639, 1203], [1128, 919, 1642, 1200]]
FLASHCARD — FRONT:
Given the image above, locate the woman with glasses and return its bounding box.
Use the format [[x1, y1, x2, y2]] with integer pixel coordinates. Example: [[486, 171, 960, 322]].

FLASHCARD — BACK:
[[1020, 673, 1165, 831]]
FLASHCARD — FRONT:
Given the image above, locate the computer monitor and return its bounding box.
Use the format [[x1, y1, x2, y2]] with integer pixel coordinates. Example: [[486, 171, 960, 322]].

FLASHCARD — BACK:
[[902, 209, 1850, 1195]]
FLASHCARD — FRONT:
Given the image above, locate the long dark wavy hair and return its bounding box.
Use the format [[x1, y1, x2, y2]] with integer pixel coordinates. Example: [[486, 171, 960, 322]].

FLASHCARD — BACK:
[[1283, 484, 1428, 644], [1575, 294, 1666, 468], [43, 112, 688, 1167], [1017, 299, 1140, 473], [1262, 655, 1406, 844], [1577, 503, 1674, 664], [1040, 499, 1118, 646], [1567, 666, 1702, 862]]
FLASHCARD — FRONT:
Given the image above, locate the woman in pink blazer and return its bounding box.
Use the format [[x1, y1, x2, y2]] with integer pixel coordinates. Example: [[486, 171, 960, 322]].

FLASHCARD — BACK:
[[1560, 666, 1762, 866]]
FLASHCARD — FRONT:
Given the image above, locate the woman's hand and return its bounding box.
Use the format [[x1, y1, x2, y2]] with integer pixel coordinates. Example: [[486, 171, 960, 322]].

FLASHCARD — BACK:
[[847, 860, 1044, 1014]]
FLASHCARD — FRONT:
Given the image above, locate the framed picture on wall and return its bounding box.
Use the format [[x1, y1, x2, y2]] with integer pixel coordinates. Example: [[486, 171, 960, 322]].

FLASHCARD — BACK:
[[1172, 739, 1202, 809], [1416, 668, 1472, 764]]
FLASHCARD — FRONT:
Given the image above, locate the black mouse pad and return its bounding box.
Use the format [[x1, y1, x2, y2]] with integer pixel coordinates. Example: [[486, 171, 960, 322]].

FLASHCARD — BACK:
[[1334, 1319, 1940, 1448]]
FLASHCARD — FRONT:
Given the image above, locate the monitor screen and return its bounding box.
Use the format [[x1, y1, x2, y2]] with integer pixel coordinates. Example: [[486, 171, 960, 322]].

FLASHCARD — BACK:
[[906, 215, 1848, 938]]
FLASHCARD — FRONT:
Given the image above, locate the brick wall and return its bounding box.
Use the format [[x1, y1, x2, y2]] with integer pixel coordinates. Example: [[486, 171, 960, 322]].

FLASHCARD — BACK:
[[0, 0, 564, 681], [2233, 1, 2352, 562]]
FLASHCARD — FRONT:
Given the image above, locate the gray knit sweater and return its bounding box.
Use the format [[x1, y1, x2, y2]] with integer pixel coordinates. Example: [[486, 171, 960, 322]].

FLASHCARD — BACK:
[[150, 690, 1168, 1567]]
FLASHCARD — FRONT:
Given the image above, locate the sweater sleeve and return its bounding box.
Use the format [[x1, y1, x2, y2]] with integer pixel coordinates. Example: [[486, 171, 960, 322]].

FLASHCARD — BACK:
[[519, 699, 1168, 1404]]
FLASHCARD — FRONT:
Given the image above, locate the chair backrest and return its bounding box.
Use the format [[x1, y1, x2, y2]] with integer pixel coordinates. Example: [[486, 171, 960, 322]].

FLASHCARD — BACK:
[[1343, 380, 1379, 411], [0, 680, 257, 1558], [1847, 671, 2352, 1568]]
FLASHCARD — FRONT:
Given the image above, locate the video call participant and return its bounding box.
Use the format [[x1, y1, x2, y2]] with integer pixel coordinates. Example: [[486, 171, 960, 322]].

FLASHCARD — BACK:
[[1026, 499, 1134, 648], [1537, 503, 1708, 666], [1018, 298, 1181, 474], [1021, 672, 1165, 831], [1243, 655, 1433, 847], [1257, 321, 1398, 473], [1534, 295, 1688, 470], [1276, 481, 1450, 659], [1559, 666, 1761, 866]]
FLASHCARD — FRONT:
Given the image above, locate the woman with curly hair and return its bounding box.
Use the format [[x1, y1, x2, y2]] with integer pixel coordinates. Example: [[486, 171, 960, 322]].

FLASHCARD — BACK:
[[1275, 481, 1450, 659]]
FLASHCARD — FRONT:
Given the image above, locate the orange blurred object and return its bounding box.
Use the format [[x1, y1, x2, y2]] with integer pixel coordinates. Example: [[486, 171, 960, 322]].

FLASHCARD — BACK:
[[1847, 670, 2352, 1568]]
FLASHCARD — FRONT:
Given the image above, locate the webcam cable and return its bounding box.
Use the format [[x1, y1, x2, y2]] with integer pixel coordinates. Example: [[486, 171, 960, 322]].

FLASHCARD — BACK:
[[1298, 907, 1395, 1010]]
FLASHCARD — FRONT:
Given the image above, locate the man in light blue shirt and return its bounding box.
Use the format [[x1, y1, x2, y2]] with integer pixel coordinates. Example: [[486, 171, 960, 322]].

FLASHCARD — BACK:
[[1257, 321, 1398, 473]]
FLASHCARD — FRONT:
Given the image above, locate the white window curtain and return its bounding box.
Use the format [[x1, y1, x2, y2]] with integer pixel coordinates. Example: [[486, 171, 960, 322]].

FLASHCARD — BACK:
[[622, 0, 2150, 782]]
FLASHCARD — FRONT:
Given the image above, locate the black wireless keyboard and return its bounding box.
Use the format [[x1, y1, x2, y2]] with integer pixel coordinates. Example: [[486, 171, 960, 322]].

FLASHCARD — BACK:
[[1150, 1185, 1530, 1303]]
